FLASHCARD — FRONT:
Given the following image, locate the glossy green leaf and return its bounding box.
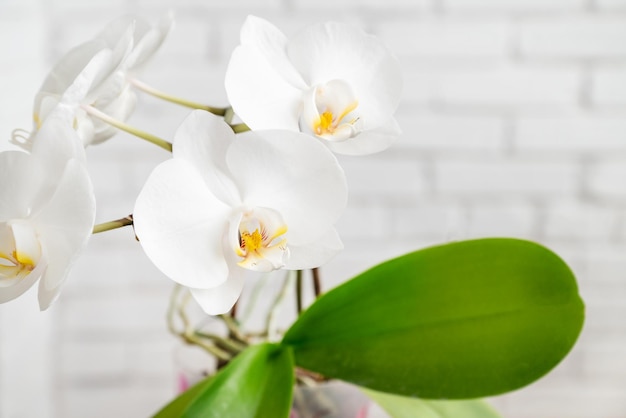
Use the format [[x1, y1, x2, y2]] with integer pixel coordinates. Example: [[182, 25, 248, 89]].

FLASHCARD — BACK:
[[363, 388, 503, 418], [154, 374, 215, 417], [283, 238, 584, 399], [153, 343, 294, 418]]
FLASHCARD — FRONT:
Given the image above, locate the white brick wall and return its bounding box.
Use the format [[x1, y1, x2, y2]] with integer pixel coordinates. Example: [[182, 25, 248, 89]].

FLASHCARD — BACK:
[[520, 16, 626, 59], [592, 68, 626, 105], [1, 1, 626, 417]]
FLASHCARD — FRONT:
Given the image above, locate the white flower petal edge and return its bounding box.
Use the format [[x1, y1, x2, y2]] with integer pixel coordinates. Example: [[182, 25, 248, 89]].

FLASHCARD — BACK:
[[34, 160, 96, 309], [134, 110, 348, 315], [99, 12, 174, 71], [189, 271, 245, 316], [225, 16, 402, 156], [133, 158, 232, 289], [24, 14, 173, 148], [0, 112, 95, 310], [30, 25, 134, 147], [224, 18, 305, 132]]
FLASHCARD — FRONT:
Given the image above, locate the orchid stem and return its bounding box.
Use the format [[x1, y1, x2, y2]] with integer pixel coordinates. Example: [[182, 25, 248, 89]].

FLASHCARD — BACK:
[[130, 78, 228, 116], [184, 332, 232, 362], [169, 287, 232, 361], [230, 123, 250, 133], [194, 331, 247, 353], [223, 107, 235, 124], [167, 284, 184, 336], [230, 301, 238, 320], [82, 104, 172, 152], [312, 268, 322, 298], [296, 269, 303, 315], [219, 314, 247, 344], [92, 215, 133, 234]]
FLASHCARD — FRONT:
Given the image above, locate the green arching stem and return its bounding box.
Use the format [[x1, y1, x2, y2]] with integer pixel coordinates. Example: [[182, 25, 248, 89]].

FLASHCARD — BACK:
[[166, 285, 233, 361], [230, 123, 250, 133], [223, 107, 235, 124], [219, 314, 247, 344], [130, 78, 228, 116], [184, 332, 232, 362], [222, 107, 250, 133], [194, 331, 247, 354], [92, 215, 134, 234], [82, 104, 172, 152], [167, 284, 185, 336]]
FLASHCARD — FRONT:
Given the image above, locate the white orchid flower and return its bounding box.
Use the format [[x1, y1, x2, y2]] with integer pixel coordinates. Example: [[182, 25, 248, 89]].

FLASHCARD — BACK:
[[225, 15, 403, 156], [133, 111, 347, 315], [22, 13, 173, 148], [0, 106, 96, 310]]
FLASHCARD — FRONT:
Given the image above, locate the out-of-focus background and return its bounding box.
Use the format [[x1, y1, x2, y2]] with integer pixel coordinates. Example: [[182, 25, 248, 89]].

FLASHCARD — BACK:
[[1, 0, 625, 417]]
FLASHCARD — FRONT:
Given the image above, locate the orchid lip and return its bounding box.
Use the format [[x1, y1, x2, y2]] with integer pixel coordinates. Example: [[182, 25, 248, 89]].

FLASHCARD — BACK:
[[302, 79, 361, 142], [230, 207, 289, 272]]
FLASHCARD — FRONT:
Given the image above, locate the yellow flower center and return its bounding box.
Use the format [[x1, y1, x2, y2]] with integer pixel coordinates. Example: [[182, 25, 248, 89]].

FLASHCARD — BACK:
[[313, 101, 359, 136], [240, 229, 264, 253], [233, 208, 289, 272]]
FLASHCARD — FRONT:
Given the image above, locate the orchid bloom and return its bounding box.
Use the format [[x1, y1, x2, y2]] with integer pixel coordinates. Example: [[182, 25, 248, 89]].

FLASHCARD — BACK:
[[225, 16, 403, 156], [0, 106, 96, 310], [133, 111, 347, 315], [22, 13, 173, 148]]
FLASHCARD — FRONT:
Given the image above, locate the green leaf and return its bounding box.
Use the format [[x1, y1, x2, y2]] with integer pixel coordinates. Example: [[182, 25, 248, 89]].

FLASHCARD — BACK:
[[154, 374, 215, 417], [362, 388, 503, 418], [282, 238, 584, 399], [153, 343, 294, 418]]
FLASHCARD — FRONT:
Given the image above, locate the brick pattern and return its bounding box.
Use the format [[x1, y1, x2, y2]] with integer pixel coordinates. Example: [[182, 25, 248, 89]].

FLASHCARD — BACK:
[[1, 1, 626, 417]]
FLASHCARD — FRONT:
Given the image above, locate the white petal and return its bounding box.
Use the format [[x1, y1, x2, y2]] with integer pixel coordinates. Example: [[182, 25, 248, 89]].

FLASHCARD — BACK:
[[173, 111, 241, 206], [287, 22, 402, 130], [239, 16, 306, 89], [285, 227, 343, 270], [126, 12, 173, 71], [227, 130, 347, 245], [0, 151, 45, 220], [225, 16, 307, 131], [37, 275, 62, 311], [133, 158, 232, 289], [0, 223, 15, 258], [189, 270, 245, 315], [31, 105, 87, 171], [36, 41, 111, 106], [9, 220, 42, 266], [31, 160, 95, 296], [326, 117, 401, 156], [40, 21, 132, 111], [60, 48, 118, 107], [225, 46, 304, 132], [90, 83, 138, 144], [95, 17, 136, 64]]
